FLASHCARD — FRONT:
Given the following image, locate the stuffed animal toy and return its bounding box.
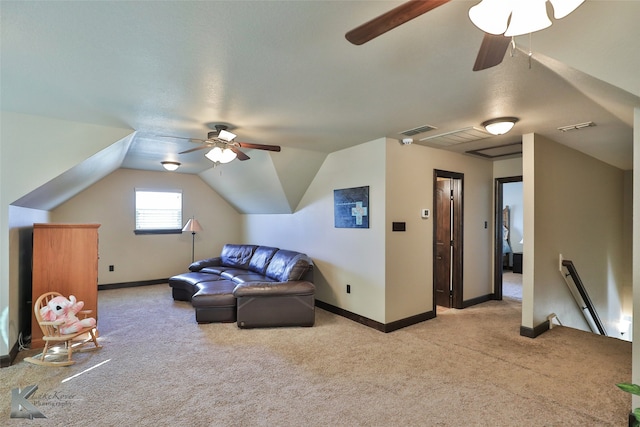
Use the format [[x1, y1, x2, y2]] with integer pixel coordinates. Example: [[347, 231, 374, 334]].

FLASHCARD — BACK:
[[40, 294, 96, 335]]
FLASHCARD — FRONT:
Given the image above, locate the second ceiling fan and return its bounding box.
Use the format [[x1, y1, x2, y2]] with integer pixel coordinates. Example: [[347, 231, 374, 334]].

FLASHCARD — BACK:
[[345, 0, 510, 72]]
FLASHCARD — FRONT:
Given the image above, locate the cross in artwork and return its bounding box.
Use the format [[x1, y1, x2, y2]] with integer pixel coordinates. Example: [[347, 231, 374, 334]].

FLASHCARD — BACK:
[[351, 202, 368, 226], [334, 186, 369, 228]]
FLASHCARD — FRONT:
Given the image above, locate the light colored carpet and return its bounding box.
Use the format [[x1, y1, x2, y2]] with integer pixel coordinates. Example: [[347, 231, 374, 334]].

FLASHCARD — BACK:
[[2, 284, 631, 426], [503, 271, 523, 301]]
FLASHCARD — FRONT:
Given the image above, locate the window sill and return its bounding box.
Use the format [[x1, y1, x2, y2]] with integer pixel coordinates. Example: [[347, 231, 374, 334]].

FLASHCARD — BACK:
[[134, 229, 182, 235]]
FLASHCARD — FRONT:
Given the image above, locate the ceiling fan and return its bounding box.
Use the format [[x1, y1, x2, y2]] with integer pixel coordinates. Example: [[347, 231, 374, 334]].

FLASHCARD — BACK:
[[345, 0, 584, 72], [168, 124, 281, 163], [345, 0, 509, 71]]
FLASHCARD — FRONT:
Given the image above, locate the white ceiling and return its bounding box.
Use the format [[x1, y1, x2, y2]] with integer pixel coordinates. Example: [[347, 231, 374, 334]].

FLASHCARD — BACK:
[[2, 1, 639, 211]]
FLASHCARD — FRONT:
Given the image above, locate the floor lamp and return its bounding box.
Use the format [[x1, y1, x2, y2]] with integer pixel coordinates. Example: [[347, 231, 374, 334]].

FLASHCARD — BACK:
[[182, 218, 203, 262]]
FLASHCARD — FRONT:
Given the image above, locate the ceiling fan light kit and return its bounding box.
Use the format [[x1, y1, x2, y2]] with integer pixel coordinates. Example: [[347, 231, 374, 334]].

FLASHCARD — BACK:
[[468, 0, 512, 35], [172, 123, 280, 164], [482, 117, 519, 135], [469, 0, 585, 37], [217, 129, 237, 142], [161, 161, 181, 171], [205, 146, 237, 164]]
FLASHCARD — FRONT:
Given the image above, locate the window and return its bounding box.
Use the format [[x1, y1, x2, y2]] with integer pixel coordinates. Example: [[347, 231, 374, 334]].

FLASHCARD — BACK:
[[134, 189, 182, 234]]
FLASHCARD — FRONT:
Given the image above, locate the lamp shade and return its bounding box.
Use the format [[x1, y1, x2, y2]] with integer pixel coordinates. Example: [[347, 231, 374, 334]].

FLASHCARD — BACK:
[[205, 146, 237, 164], [182, 218, 203, 233], [482, 117, 519, 135], [218, 129, 237, 142], [549, 0, 585, 19], [504, 0, 551, 37], [468, 0, 512, 35]]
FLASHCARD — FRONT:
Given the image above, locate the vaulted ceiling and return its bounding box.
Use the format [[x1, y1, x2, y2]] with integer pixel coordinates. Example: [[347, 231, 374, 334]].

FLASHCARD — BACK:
[[2, 1, 638, 213]]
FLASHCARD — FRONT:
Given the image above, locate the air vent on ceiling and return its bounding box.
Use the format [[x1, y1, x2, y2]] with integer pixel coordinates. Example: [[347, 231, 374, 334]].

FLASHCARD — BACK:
[[419, 126, 491, 146], [557, 121, 596, 132], [400, 124, 438, 137]]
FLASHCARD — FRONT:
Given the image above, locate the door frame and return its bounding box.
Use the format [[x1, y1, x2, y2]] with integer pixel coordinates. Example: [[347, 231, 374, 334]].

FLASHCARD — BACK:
[[433, 169, 464, 310], [493, 175, 523, 300]]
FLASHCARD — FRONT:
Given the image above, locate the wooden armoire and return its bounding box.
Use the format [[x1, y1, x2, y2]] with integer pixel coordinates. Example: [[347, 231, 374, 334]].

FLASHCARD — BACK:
[[31, 223, 100, 348]]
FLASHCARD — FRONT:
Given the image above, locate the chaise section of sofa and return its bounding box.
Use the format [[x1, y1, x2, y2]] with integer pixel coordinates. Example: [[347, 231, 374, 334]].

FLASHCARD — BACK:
[[168, 244, 315, 327]]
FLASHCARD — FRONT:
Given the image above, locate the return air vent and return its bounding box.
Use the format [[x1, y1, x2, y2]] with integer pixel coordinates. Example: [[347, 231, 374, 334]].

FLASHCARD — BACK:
[[400, 124, 437, 137], [557, 121, 595, 132], [419, 126, 491, 146]]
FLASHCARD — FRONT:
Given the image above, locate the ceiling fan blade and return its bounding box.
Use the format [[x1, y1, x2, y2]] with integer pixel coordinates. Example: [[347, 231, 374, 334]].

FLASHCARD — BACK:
[[473, 33, 511, 71], [345, 0, 451, 45], [236, 142, 281, 152], [160, 135, 209, 144], [178, 145, 210, 154], [229, 146, 250, 161]]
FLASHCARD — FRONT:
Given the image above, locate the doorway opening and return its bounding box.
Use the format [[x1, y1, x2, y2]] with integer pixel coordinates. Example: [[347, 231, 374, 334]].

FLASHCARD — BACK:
[[494, 176, 523, 301], [433, 170, 463, 313]]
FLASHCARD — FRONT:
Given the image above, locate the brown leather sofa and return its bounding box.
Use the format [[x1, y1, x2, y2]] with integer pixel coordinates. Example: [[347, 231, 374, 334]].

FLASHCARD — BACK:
[[169, 244, 315, 327]]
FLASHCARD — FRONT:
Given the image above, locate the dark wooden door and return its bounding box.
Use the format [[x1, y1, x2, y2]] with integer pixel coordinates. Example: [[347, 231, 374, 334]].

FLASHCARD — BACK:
[[435, 179, 452, 308]]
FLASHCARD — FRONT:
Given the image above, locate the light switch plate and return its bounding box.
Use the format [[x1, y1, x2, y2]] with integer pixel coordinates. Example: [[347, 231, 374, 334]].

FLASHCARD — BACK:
[[421, 208, 430, 219]]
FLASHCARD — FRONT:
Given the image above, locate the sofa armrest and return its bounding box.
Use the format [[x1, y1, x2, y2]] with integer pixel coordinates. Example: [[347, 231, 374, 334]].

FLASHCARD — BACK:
[[189, 257, 222, 272], [233, 281, 315, 297]]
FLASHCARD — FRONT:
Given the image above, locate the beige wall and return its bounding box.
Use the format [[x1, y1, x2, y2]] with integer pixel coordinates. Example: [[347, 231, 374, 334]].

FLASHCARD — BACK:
[[385, 140, 493, 322], [244, 138, 494, 324], [632, 108, 640, 411], [7, 206, 49, 345], [524, 133, 629, 336], [52, 168, 242, 284], [1, 112, 131, 357], [623, 170, 633, 317], [243, 138, 388, 322], [493, 157, 523, 179]]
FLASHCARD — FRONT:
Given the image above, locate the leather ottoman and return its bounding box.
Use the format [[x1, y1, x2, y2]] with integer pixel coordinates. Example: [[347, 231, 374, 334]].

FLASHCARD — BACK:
[[190, 280, 237, 323]]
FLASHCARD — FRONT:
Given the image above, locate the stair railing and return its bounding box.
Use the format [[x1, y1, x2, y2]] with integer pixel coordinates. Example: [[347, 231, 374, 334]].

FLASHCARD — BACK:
[[559, 257, 607, 336]]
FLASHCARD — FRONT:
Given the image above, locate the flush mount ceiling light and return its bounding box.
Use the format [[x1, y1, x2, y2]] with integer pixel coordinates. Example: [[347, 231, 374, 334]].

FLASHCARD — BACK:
[[205, 146, 237, 164], [469, 0, 585, 37], [161, 161, 181, 171], [481, 117, 519, 135]]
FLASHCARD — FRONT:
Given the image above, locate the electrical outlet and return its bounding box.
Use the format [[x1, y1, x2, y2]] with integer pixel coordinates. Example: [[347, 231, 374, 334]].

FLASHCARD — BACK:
[[109, 265, 114, 272], [346, 284, 351, 294]]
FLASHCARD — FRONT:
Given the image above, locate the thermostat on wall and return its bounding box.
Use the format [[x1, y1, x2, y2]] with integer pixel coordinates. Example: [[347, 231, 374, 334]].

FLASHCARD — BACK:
[[421, 209, 430, 219]]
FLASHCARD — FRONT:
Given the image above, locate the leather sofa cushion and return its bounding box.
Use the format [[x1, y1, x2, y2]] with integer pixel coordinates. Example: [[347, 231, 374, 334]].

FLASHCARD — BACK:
[[169, 272, 223, 291], [189, 257, 220, 272], [248, 246, 279, 275], [220, 244, 258, 268], [231, 273, 277, 284], [265, 250, 312, 282], [201, 266, 238, 275], [220, 268, 253, 280], [191, 280, 237, 307], [234, 280, 315, 297]]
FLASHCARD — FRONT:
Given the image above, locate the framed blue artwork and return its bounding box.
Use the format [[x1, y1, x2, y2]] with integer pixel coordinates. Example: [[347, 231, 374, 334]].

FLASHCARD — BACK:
[[334, 186, 369, 228]]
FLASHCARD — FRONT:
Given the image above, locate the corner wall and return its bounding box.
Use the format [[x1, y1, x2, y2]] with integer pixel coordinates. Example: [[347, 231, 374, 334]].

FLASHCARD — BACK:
[[523, 133, 628, 336], [385, 140, 493, 322], [244, 138, 494, 325], [632, 107, 640, 411], [52, 169, 242, 284], [1, 112, 132, 359], [243, 138, 387, 323]]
